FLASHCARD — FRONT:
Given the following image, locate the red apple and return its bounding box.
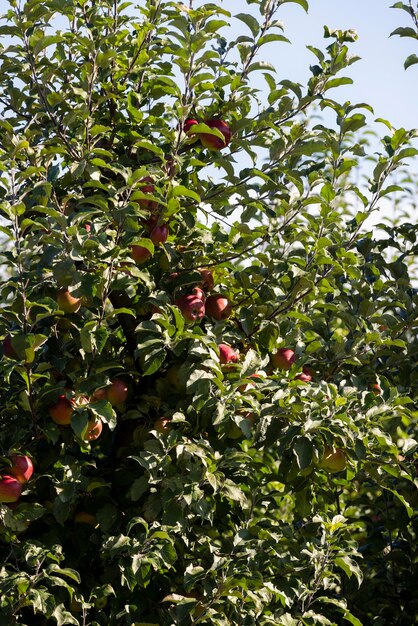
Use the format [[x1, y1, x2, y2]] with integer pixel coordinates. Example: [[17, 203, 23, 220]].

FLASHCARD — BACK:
[[85, 419, 103, 441], [192, 287, 206, 302], [106, 378, 129, 406], [238, 373, 261, 392], [131, 245, 152, 264], [49, 394, 74, 425], [199, 269, 214, 291], [154, 417, 172, 435], [294, 366, 313, 383], [90, 388, 107, 402], [318, 445, 346, 473], [200, 119, 232, 150], [137, 176, 159, 212], [184, 118, 199, 135], [372, 383, 382, 395], [271, 348, 296, 371], [0, 475, 23, 503], [175, 294, 205, 323], [205, 294, 232, 321], [218, 343, 239, 365], [3, 334, 19, 359], [9, 454, 34, 484], [150, 223, 169, 245], [57, 289, 81, 314]]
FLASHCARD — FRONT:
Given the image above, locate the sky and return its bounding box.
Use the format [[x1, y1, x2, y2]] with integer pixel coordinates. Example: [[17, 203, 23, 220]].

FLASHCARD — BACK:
[[227, 0, 418, 131]]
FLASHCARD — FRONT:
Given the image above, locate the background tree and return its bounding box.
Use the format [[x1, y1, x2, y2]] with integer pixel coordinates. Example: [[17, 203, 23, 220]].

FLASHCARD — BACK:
[[0, 1, 417, 625]]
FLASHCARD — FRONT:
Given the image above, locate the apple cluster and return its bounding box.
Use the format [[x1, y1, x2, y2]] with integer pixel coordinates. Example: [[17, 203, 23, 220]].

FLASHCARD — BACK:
[[173, 269, 232, 325], [0, 454, 34, 504], [47, 378, 129, 440], [130, 177, 169, 265]]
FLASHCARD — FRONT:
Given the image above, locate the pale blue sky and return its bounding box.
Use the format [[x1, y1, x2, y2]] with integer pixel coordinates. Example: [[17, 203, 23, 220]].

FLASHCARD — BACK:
[[227, 0, 417, 130]]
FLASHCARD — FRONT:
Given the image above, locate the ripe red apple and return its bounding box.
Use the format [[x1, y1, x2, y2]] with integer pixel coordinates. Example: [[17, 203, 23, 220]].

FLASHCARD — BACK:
[[318, 445, 346, 473], [131, 245, 152, 264], [198, 268, 214, 291], [192, 287, 206, 302], [49, 394, 74, 425], [154, 417, 172, 435], [372, 383, 382, 395], [218, 343, 239, 365], [137, 176, 159, 212], [150, 223, 169, 245], [9, 454, 34, 484], [90, 388, 107, 402], [175, 294, 205, 323], [3, 334, 19, 359], [238, 373, 261, 392], [144, 214, 159, 232], [106, 378, 129, 406], [199, 119, 231, 150], [0, 475, 23, 503], [184, 118, 199, 135], [294, 366, 313, 383], [57, 289, 81, 314], [205, 294, 232, 321], [85, 419, 103, 441], [271, 348, 296, 371]]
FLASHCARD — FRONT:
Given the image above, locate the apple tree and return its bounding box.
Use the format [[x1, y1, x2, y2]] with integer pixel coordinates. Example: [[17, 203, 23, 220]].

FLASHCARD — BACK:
[[0, 1, 417, 625]]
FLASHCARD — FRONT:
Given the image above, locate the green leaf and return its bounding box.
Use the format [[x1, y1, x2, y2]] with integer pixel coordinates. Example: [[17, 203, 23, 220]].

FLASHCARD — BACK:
[[247, 61, 276, 74], [404, 53, 418, 69], [281, 0, 309, 11], [390, 26, 418, 38], [52, 603, 79, 626], [293, 437, 313, 470], [171, 185, 201, 202], [235, 13, 259, 37], [324, 77, 353, 91]]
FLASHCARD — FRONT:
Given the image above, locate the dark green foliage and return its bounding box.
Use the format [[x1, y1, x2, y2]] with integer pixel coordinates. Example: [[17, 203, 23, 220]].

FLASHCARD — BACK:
[[0, 1, 417, 625]]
